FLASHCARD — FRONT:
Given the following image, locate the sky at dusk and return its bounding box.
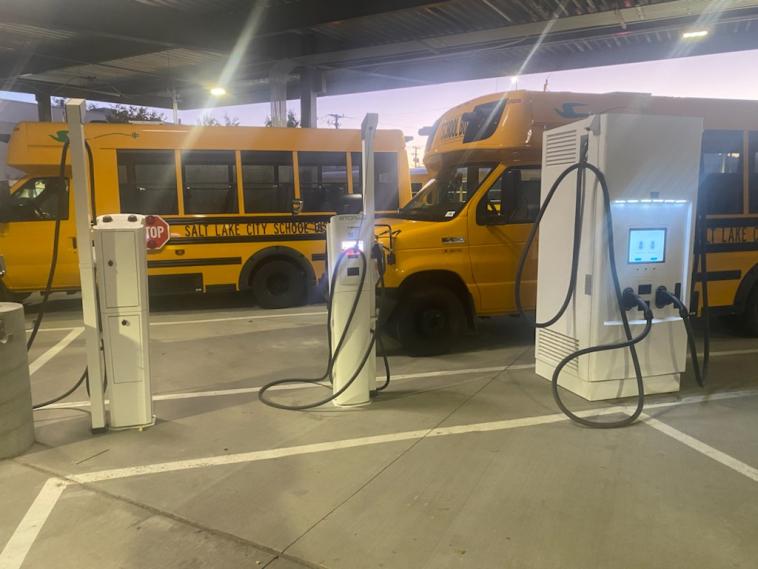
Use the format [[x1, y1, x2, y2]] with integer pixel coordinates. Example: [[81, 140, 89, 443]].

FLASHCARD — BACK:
[[3, 48, 758, 166]]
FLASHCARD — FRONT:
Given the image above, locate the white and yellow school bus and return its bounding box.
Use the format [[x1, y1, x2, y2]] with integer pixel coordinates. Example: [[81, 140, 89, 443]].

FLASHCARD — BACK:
[[378, 90, 758, 355], [0, 122, 411, 308]]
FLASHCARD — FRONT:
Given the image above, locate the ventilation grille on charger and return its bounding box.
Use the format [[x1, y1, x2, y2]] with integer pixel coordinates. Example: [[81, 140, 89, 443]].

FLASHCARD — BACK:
[[544, 129, 578, 166], [537, 328, 579, 372]]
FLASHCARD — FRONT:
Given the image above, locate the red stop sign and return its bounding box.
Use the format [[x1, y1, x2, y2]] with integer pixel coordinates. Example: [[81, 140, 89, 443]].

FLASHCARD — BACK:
[[145, 215, 171, 250]]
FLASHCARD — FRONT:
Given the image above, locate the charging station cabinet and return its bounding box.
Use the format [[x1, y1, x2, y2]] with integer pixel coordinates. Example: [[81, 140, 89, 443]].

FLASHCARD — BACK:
[[535, 113, 703, 401], [94, 214, 153, 428]]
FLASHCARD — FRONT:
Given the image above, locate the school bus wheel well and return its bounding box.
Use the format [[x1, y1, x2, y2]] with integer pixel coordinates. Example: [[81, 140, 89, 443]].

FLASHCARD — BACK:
[[734, 263, 758, 313], [397, 270, 475, 329], [239, 247, 316, 291]]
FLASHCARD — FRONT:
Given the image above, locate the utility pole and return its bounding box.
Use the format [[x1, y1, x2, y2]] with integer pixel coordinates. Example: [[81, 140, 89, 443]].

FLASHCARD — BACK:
[[412, 146, 420, 168], [326, 113, 348, 129]]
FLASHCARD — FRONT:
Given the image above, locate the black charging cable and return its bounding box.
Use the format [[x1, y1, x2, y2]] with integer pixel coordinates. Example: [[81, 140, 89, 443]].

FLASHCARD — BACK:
[[655, 287, 706, 388], [693, 198, 711, 381], [515, 157, 653, 428], [26, 141, 68, 351], [30, 138, 103, 410], [258, 247, 381, 410]]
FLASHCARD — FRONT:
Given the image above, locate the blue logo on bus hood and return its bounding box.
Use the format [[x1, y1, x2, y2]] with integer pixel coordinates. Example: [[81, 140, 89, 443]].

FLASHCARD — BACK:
[[555, 103, 590, 119]]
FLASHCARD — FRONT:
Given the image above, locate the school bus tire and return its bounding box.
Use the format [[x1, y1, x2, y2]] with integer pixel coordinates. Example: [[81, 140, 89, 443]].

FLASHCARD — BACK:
[[250, 259, 307, 309], [742, 286, 758, 337], [394, 286, 465, 356]]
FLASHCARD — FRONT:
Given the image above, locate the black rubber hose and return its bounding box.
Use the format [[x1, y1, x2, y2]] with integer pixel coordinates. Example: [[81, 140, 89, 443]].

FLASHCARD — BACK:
[[515, 161, 585, 328], [26, 141, 68, 351], [32, 368, 88, 410], [375, 270, 391, 392], [694, 202, 710, 381], [515, 161, 649, 428], [258, 249, 374, 409], [28, 138, 101, 407], [662, 290, 705, 388], [551, 294, 653, 428]]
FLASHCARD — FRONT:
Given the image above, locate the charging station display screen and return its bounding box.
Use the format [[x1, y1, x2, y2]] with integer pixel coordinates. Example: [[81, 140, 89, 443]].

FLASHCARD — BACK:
[[628, 228, 666, 264]]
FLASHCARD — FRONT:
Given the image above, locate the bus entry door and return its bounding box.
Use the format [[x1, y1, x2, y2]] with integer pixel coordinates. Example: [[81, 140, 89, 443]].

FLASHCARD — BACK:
[[467, 167, 540, 314]]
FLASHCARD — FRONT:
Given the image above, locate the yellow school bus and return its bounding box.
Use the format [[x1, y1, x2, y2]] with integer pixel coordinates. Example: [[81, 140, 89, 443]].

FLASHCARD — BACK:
[[379, 90, 758, 355], [0, 122, 410, 308]]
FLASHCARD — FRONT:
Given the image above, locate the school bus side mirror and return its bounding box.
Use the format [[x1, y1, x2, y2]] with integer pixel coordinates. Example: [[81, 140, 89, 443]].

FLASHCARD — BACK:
[[291, 199, 303, 215], [500, 170, 521, 219]]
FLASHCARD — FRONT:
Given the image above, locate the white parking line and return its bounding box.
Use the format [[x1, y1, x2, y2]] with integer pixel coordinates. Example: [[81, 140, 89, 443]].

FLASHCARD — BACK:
[[27, 309, 328, 333], [149, 310, 327, 327], [42, 363, 533, 410], [28, 328, 84, 376], [8, 388, 758, 566], [67, 388, 758, 485], [643, 414, 758, 483], [0, 478, 69, 569]]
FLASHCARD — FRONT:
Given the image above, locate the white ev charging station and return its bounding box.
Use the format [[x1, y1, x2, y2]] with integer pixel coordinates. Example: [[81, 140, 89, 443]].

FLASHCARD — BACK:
[[66, 99, 153, 431], [94, 214, 154, 428], [326, 113, 379, 406], [534, 113, 704, 401]]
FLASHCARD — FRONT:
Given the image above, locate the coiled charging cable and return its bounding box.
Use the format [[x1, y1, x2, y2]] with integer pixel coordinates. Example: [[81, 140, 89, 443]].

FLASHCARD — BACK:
[[515, 157, 653, 428], [259, 238, 391, 410]]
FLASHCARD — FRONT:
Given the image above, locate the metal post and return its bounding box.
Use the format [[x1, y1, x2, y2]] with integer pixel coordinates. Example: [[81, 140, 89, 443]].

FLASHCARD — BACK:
[[65, 99, 107, 432], [361, 113, 378, 389], [269, 60, 295, 127], [299, 68, 319, 128], [172, 90, 179, 124], [35, 93, 52, 122], [361, 113, 378, 224]]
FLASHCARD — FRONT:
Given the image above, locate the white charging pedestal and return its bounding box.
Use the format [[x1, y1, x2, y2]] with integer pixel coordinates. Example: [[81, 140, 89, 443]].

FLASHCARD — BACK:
[[94, 214, 154, 428], [326, 113, 379, 406], [535, 113, 703, 401], [327, 216, 375, 406]]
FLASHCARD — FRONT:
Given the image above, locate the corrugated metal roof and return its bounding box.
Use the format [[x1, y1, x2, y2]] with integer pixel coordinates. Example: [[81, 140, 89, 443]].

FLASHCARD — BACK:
[[0, 23, 77, 42], [0, 0, 756, 108]]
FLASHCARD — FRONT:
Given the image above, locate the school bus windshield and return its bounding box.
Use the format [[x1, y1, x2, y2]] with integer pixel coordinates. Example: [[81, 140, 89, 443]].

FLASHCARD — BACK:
[[0, 177, 68, 221], [398, 163, 494, 221]]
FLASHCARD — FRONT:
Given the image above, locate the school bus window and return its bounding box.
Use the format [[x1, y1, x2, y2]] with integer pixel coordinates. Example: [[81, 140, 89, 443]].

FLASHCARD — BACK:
[[1, 177, 68, 221], [117, 150, 178, 215], [182, 150, 238, 214], [398, 163, 494, 221], [700, 130, 743, 215], [749, 131, 758, 213], [298, 151, 347, 212], [351, 152, 400, 210], [241, 150, 293, 213], [479, 167, 541, 225]]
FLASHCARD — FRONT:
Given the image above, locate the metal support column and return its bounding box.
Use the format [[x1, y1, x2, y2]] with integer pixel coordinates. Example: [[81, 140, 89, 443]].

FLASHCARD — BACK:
[[299, 68, 320, 128], [269, 60, 295, 127], [361, 113, 378, 390], [65, 99, 107, 432], [35, 93, 52, 122]]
